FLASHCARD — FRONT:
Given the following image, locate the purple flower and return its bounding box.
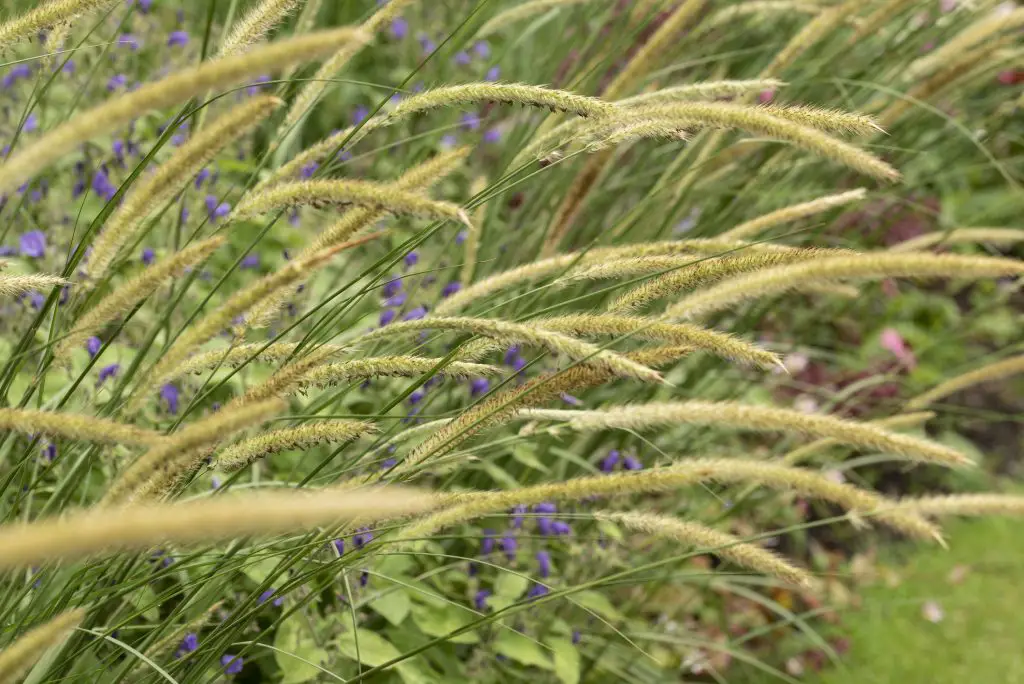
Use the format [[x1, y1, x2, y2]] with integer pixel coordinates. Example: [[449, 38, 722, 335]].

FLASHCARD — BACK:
[[221, 654, 243, 675], [470, 377, 489, 396], [352, 105, 370, 125], [24, 113, 39, 133], [455, 230, 468, 245], [381, 457, 397, 469], [382, 277, 402, 298], [501, 533, 517, 561], [473, 41, 491, 59], [403, 251, 419, 268], [389, 17, 409, 39], [2, 63, 31, 88], [512, 356, 527, 373], [503, 346, 520, 365], [240, 253, 260, 269], [246, 75, 272, 96], [205, 195, 231, 221], [86, 336, 103, 357], [97, 364, 120, 386], [441, 281, 461, 298], [19, 230, 46, 258], [440, 133, 458, 148], [485, 66, 501, 81], [536, 550, 551, 578], [353, 528, 373, 548], [510, 504, 527, 529], [178, 633, 198, 655], [180, 205, 190, 222], [258, 589, 284, 606], [623, 455, 643, 471], [194, 167, 211, 188], [484, 128, 501, 144], [167, 30, 189, 47], [384, 292, 407, 307], [461, 113, 481, 131], [332, 539, 345, 555], [0, 246, 14, 256], [537, 517, 553, 536], [481, 529, 496, 555], [300, 161, 319, 179], [534, 502, 557, 514], [42, 443, 57, 461], [572, 630, 581, 645], [418, 33, 437, 53], [160, 383, 180, 414], [474, 589, 491, 611], [402, 305, 427, 321], [137, 0, 153, 13], [527, 583, 549, 600], [107, 73, 127, 92], [118, 34, 141, 50], [454, 51, 472, 66], [551, 521, 572, 536], [28, 292, 45, 310], [379, 309, 397, 326], [142, 248, 155, 265], [92, 168, 117, 201], [600, 450, 620, 472], [408, 389, 426, 405]]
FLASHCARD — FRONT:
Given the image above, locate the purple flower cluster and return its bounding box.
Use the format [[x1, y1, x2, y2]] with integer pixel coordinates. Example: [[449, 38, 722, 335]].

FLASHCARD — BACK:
[[599, 449, 643, 473]]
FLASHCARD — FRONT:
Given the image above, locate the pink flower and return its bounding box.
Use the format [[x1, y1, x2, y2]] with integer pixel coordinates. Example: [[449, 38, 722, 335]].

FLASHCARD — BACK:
[[758, 89, 775, 104], [880, 328, 917, 369]]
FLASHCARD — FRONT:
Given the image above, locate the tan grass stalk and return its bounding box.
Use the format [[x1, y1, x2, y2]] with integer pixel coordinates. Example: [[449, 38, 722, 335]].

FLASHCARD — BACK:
[[83, 97, 280, 287], [702, 1, 821, 32], [215, 420, 376, 471], [906, 355, 1024, 410], [908, 7, 1024, 80], [476, 0, 595, 37], [357, 317, 663, 383], [218, 0, 303, 57], [0, 28, 366, 195], [434, 240, 800, 316], [231, 179, 469, 225], [125, 245, 350, 415], [0, 487, 432, 570], [608, 250, 837, 313], [0, 0, 116, 46], [529, 314, 781, 369], [891, 227, 1024, 252], [104, 399, 285, 505], [275, 0, 419, 141], [168, 342, 334, 378], [58, 238, 225, 361], [520, 401, 971, 466], [461, 178, 488, 286], [628, 102, 900, 180], [402, 458, 941, 542], [0, 609, 85, 684], [721, 189, 868, 240], [229, 345, 350, 407], [896, 494, 1024, 518], [598, 511, 815, 587], [667, 252, 1024, 320], [781, 411, 935, 466], [754, 106, 882, 137], [0, 408, 159, 446], [578, 118, 692, 150], [292, 358, 501, 393], [0, 274, 66, 298], [618, 79, 788, 107], [759, 6, 850, 76]]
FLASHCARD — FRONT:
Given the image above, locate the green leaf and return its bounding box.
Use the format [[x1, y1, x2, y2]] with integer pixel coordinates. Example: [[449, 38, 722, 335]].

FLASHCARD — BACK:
[[370, 589, 412, 627], [493, 630, 553, 670], [274, 619, 329, 683], [511, 445, 550, 473], [573, 590, 623, 622], [547, 636, 580, 684], [337, 628, 403, 667], [410, 604, 480, 644], [126, 587, 159, 622], [242, 557, 282, 584], [480, 462, 520, 488], [494, 572, 529, 600]]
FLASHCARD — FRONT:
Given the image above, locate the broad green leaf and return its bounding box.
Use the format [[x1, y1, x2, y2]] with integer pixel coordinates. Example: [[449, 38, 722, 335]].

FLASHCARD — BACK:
[[547, 636, 580, 684], [274, 618, 328, 683], [337, 628, 403, 667], [411, 604, 480, 644], [126, 587, 159, 622], [494, 572, 529, 600], [493, 630, 553, 670], [370, 589, 412, 626], [242, 557, 282, 584], [481, 461, 520, 488], [573, 590, 623, 622], [511, 445, 550, 472]]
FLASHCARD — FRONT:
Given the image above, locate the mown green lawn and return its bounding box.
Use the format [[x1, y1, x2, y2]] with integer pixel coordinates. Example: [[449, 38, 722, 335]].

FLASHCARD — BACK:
[[746, 516, 1024, 683]]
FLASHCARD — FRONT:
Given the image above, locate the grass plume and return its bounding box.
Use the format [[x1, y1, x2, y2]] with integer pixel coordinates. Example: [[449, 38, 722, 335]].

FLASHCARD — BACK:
[[618, 79, 788, 107], [0, 28, 366, 195], [598, 511, 816, 588], [0, 609, 85, 684], [721, 189, 868, 240], [58, 237, 225, 361], [0, 487, 433, 571], [781, 411, 936, 466], [218, 0, 302, 56], [891, 227, 1024, 252], [83, 97, 280, 286], [907, 355, 1024, 410], [896, 494, 1024, 518], [0, 408, 159, 446], [215, 420, 377, 471], [0, 274, 67, 298], [476, 0, 594, 38], [667, 252, 1024, 320], [520, 401, 972, 466], [0, 0, 116, 46]]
